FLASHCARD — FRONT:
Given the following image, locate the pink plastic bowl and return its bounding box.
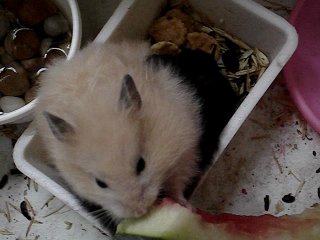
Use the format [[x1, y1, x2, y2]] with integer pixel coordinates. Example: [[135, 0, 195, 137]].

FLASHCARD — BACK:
[[284, 0, 320, 133]]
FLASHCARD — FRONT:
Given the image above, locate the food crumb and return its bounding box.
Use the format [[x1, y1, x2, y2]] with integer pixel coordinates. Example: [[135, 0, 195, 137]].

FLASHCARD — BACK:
[[282, 193, 295, 203], [241, 188, 247, 195], [149, 16, 187, 46], [151, 41, 181, 55], [64, 221, 73, 230], [264, 195, 270, 211], [186, 32, 216, 54]]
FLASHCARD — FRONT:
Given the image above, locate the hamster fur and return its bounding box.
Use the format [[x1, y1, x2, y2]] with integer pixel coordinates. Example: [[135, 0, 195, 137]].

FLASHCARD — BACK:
[[148, 49, 239, 197], [34, 41, 203, 221]]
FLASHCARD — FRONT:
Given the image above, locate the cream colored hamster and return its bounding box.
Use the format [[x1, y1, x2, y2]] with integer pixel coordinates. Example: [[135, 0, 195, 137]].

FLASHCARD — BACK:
[[34, 41, 203, 220]]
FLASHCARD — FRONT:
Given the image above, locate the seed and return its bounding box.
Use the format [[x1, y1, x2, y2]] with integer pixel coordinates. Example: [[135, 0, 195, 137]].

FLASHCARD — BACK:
[[0, 229, 14, 235], [20, 201, 32, 220], [264, 195, 270, 211], [282, 193, 295, 203], [255, 48, 269, 67], [64, 221, 73, 230], [239, 49, 254, 60]]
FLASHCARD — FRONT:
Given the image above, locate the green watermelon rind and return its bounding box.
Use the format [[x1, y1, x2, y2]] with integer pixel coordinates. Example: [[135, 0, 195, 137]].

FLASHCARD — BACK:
[[117, 202, 242, 240], [116, 201, 320, 240]]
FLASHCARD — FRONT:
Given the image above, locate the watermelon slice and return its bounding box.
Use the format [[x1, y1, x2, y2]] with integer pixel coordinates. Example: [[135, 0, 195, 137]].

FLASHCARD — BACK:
[[117, 199, 320, 240]]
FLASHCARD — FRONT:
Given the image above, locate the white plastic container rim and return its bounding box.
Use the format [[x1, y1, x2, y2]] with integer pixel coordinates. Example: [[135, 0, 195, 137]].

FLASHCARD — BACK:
[[0, 0, 82, 125]]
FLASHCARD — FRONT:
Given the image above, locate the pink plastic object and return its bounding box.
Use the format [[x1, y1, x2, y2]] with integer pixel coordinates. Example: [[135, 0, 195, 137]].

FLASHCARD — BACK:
[[284, 0, 320, 133]]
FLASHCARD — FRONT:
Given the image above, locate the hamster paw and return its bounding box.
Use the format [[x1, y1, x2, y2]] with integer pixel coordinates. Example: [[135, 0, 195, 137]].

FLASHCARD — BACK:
[[173, 194, 195, 212]]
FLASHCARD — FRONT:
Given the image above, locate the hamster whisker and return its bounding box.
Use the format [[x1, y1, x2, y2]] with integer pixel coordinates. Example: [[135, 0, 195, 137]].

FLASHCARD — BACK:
[[90, 209, 114, 221], [88, 208, 118, 234], [89, 208, 106, 216], [89, 208, 115, 223], [91, 210, 107, 218]]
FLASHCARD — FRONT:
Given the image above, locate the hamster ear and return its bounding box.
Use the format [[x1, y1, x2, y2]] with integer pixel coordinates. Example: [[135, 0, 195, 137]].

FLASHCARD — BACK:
[[119, 74, 142, 112], [43, 111, 75, 142]]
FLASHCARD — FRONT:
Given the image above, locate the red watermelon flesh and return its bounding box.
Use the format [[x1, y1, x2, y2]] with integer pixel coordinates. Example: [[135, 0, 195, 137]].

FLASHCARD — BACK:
[[117, 198, 320, 240]]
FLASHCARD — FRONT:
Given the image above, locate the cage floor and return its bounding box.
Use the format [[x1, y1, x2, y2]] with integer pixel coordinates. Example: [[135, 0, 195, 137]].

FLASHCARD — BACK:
[[2, 1, 318, 239]]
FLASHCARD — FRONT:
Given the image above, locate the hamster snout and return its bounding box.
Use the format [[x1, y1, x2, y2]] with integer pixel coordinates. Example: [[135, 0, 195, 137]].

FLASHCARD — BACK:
[[110, 182, 160, 219]]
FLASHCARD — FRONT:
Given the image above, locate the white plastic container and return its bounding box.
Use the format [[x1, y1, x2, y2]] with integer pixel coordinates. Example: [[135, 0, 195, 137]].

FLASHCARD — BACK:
[[0, 0, 82, 125], [13, 0, 298, 233], [95, 0, 298, 160]]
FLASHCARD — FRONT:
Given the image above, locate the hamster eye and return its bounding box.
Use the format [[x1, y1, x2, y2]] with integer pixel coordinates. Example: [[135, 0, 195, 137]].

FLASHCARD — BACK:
[[136, 157, 145, 175], [95, 178, 108, 189]]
